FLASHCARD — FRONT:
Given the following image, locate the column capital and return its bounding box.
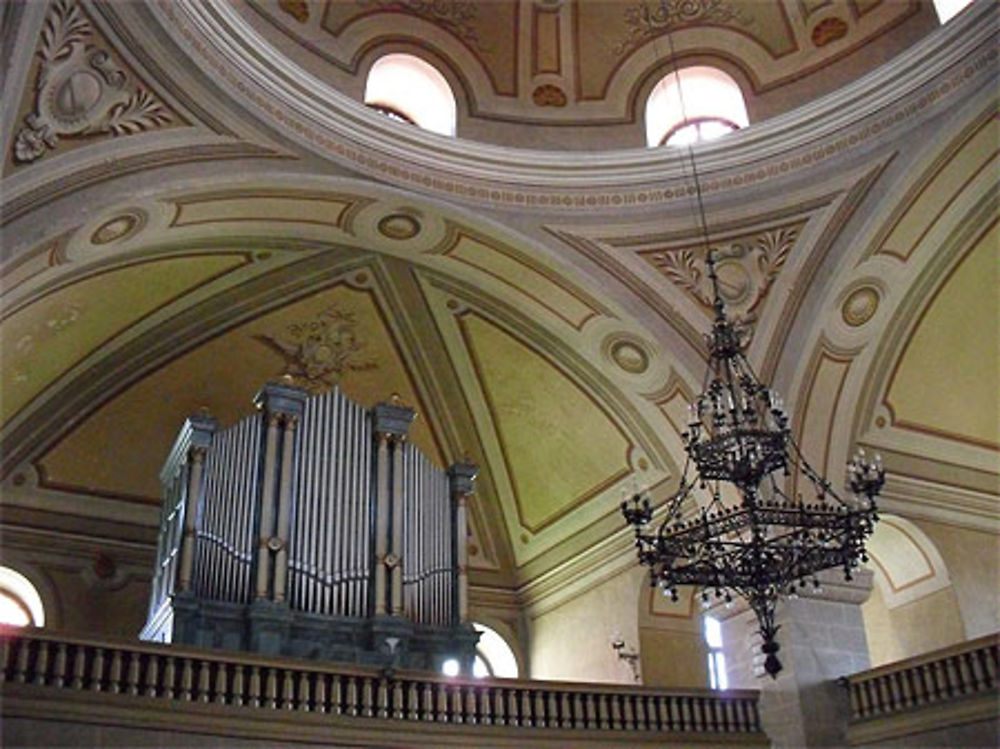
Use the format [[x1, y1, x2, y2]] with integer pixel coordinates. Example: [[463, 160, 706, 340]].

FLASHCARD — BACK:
[[447, 461, 478, 497], [373, 401, 416, 438], [254, 381, 309, 421]]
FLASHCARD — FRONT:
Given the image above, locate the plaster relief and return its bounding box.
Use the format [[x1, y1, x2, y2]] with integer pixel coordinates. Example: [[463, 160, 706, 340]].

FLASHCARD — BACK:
[[13, 0, 174, 165]]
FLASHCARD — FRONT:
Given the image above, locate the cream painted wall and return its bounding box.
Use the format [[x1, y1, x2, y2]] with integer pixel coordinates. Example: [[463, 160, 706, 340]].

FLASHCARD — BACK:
[[529, 566, 645, 684], [863, 583, 965, 667], [916, 520, 1000, 639]]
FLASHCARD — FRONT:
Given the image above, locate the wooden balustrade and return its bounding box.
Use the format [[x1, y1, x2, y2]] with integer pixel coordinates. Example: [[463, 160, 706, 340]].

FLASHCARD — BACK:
[[845, 633, 999, 722], [0, 627, 760, 737]]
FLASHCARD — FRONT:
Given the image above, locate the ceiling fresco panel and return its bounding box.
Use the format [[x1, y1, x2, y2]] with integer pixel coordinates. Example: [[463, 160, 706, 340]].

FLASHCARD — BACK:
[[0, 254, 248, 426], [36, 281, 441, 501], [458, 311, 633, 534]]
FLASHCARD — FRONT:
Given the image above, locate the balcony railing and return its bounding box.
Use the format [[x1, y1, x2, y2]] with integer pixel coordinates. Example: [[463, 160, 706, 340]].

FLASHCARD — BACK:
[[844, 633, 998, 721], [1, 628, 763, 745]]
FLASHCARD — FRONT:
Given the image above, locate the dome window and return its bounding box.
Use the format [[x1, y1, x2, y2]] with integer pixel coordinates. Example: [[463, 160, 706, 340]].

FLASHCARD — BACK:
[[364, 54, 456, 136], [0, 566, 45, 628], [645, 66, 749, 148], [933, 0, 974, 24], [471, 622, 519, 679]]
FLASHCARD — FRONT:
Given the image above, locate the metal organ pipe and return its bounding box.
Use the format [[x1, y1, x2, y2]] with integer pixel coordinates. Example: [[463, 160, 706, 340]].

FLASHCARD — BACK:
[[149, 382, 477, 657]]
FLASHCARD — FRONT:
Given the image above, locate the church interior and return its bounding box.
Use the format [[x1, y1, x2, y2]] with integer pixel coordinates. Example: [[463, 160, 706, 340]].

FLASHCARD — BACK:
[[0, 0, 997, 746]]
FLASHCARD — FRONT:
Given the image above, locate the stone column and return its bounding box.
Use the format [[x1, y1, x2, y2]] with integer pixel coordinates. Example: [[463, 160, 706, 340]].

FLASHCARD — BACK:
[[714, 568, 873, 749]]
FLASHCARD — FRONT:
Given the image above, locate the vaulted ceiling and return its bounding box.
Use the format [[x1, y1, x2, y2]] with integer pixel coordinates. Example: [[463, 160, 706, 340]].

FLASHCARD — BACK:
[[1, 0, 995, 610]]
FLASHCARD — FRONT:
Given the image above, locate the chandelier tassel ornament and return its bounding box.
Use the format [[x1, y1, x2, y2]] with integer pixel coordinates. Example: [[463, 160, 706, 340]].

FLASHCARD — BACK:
[[622, 251, 884, 678]]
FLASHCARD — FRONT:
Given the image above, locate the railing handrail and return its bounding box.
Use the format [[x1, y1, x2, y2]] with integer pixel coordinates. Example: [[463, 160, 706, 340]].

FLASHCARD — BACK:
[[843, 632, 998, 722], [0, 627, 763, 737], [0, 625, 757, 699]]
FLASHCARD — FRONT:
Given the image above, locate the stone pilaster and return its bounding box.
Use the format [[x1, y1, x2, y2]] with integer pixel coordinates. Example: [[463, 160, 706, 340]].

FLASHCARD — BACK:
[[714, 568, 873, 748]]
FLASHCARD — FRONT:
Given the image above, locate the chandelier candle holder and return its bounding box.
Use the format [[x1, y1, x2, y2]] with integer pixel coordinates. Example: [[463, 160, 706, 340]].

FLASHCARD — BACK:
[[622, 255, 884, 678]]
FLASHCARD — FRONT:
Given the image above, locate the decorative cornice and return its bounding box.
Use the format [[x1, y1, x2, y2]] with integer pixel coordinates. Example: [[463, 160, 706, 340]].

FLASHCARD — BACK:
[[151, 0, 996, 211]]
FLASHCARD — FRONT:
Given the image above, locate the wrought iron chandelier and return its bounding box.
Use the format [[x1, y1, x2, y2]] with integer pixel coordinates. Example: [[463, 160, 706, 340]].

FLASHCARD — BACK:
[[621, 57, 883, 677], [621, 266, 884, 676]]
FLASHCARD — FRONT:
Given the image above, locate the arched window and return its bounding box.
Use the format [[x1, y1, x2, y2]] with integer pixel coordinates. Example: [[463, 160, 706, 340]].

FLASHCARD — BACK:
[[364, 54, 457, 136], [704, 616, 728, 689], [933, 0, 974, 23], [0, 566, 45, 628], [645, 66, 749, 148], [471, 622, 519, 679]]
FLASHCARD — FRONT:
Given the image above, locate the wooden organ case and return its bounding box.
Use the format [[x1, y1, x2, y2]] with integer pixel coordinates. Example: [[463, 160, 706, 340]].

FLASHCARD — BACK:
[[141, 382, 479, 672]]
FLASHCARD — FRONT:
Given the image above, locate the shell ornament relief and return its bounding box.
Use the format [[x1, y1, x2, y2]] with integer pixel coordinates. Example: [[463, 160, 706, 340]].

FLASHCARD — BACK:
[[13, 0, 173, 165], [644, 225, 800, 335]]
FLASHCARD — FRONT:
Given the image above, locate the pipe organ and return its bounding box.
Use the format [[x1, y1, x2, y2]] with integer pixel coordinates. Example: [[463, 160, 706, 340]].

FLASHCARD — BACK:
[[142, 382, 479, 672]]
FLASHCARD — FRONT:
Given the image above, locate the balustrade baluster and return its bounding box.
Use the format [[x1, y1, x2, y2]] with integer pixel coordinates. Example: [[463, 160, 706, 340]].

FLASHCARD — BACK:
[[104, 649, 122, 694], [248, 665, 261, 708], [421, 681, 434, 721], [636, 694, 649, 730], [559, 691, 571, 729], [265, 667, 278, 709], [547, 690, 559, 728], [231, 664, 244, 706], [405, 680, 419, 720], [450, 684, 463, 723], [163, 657, 177, 700], [955, 652, 975, 695], [481, 686, 492, 725], [361, 676, 375, 717], [598, 693, 610, 729], [655, 695, 669, 731], [463, 685, 477, 724], [316, 673, 330, 714], [376, 677, 389, 718], [33, 640, 50, 687], [521, 689, 534, 727], [196, 660, 211, 702], [435, 682, 449, 722], [331, 674, 344, 715], [585, 692, 597, 729], [345, 676, 358, 716], [981, 645, 997, 684], [571, 692, 583, 729], [67, 646, 85, 690], [14, 639, 31, 684], [681, 695, 694, 729], [391, 679, 404, 719], [943, 656, 961, 698], [931, 659, 948, 701], [0, 636, 10, 684], [52, 642, 67, 688], [179, 658, 193, 701], [507, 688, 520, 726], [613, 693, 627, 730], [298, 671, 311, 712], [494, 686, 507, 726], [282, 669, 295, 710], [144, 654, 159, 697], [215, 663, 229, 705], [621, 693, 634, 729]]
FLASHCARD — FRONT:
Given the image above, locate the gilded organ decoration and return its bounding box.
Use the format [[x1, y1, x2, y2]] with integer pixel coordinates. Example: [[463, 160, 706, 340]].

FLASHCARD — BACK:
[[254, 305, 378, 391], [643, 224, 801, 330], [13, 0, 173, 164]]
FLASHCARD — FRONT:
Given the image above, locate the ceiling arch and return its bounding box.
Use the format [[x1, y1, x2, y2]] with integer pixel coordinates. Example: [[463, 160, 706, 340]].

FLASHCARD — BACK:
[[1, 176, 700, 586]]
